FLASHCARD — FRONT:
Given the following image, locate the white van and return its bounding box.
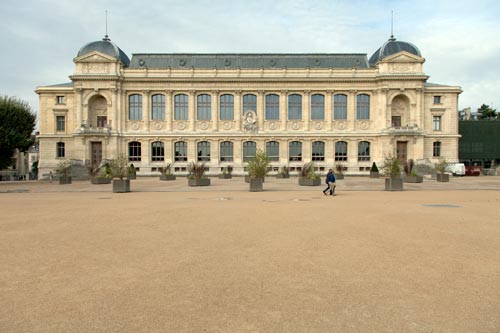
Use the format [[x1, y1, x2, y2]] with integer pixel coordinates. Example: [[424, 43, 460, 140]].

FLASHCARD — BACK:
[[446, 163, 466, 176]]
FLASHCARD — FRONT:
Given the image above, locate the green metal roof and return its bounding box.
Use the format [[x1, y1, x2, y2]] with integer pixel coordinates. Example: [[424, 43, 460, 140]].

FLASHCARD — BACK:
[[129, 53, 369, 69]]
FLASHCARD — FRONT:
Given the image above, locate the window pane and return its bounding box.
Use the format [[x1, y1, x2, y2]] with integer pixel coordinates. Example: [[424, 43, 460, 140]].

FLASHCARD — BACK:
[[152, 94, 165, 120], [433, 142, 441, 157], [174, 94, 188, 120], [243, 94, 257, 113], [56, 116, 65, 131], [356, 94, 370, 120], [197, 141, 210, 162], [433, 116, 441, 131], [266, 141, 279, 161], [334, 94, 347, 120], [128, 141, 141, 161], [197, 94, 211, 120], [151, 141, 164, 162], [220, 94, 234, 120], [174, 141, 187, 162], [220, 141, 233, 162], [312, 141, 325, 161], [288, 94, 302, 120], [289, 141, 302, 161], [358, 141, 370, 161], [56, 142, 65, 158], [265, 94, 280, 120], [311, 94, 324, 120], [243, 141, 256, 162], [335, 141, 347, 161], [129, 94, 142, 120]]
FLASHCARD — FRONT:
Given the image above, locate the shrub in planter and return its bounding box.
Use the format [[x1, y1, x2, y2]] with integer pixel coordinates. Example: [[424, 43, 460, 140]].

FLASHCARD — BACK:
[[276, 165, 290, 179], [435, 158, 450, 182], [89, 162, 112, 184], [160, 163, 176, 181], [110, 155, 131, 193], [335, 163, 345, 180], [381, 154, 403, 191], [56, 160, 72, 184], [218, 166, 233, 179], [370, 162, 379, 178], [188, 162, 210, 186], [403, 159, 423, 183], [127, 163, 136, 180], [299, 162, 321, 186], [246, 150, 269, 191]]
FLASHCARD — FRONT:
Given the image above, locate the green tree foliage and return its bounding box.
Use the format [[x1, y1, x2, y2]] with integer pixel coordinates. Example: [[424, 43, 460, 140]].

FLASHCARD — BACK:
[[0, 96, 36, 169], [477, 104, 497, 119]]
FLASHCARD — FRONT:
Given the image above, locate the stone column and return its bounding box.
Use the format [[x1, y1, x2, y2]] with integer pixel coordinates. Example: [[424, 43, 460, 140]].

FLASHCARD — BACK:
[[303, 90, 310, 131], [166, 90, 173, 132], [257, 91, 265, 131], [189, 90, 196, 131], [76, 88, 83, 132], [110, 88, 117, 132], [325, 90, 333, 131], [142, 90, 150, 132], [349, 90, 357, 129], [212, 90, 219, 131], [234, 90, 242, 131], [280, 90, 287, 130]]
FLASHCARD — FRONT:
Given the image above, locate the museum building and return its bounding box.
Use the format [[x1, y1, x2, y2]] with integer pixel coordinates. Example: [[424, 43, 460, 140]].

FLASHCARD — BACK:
[[36, 34, 462, 177]]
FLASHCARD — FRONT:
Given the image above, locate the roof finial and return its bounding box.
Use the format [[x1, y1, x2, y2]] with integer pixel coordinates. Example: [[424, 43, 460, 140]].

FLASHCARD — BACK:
[[389, 10, 396, 41], [103, 10, 110, 41]]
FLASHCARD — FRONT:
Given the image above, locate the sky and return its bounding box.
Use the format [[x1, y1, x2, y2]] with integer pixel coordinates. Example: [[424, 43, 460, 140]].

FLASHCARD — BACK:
[[1, 0, 499, 122]]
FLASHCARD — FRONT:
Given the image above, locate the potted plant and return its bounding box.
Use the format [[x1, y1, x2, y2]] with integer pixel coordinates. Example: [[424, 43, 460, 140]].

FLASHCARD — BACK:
[[218, 165, 233, 179], [403, 159, 423, 183], [160, 163, 176, 181], [369, 162, 379, 178], [298, 162, 321, 186], [188, 162, 210, 186], [127, 163, 137, 180], [382, 154, 403, 191], [276, 165, 290, 179], [90, 162, 112, 184], [435, 158, 450, 182], [335, 163, 345, 180], [246, 150, 269, 192], [110, 155, 131, 193], [56, 160, 72, 184]]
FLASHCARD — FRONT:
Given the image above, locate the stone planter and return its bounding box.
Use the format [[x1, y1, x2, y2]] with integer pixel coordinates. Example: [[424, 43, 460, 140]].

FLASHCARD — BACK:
[[403, 175, 423, 183], [298, 177, 321, 186], [370, 172, 379, 178], [91, 177, 111, 184], [276, 174, 290, 179], [188, 178, 211, 187], [113, 179, 130, 193], [437, 173, 449, 182], [249, 178, 263, 192], [127, 174, 136, 180], [245, 176, 264, 183], [160, 174, 176, 181], [218, 174, 232, 179], [59, 176, 72, 184], [385, 177, 403, 191], [335, 174, 345, 180]]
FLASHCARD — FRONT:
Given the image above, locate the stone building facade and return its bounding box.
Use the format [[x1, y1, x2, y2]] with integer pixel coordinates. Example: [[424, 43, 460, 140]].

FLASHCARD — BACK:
[[36, 35, 462, 177]]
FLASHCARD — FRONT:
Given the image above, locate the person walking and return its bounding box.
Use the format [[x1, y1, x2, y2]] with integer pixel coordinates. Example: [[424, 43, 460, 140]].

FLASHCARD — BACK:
[[323, 169, 336, 196]]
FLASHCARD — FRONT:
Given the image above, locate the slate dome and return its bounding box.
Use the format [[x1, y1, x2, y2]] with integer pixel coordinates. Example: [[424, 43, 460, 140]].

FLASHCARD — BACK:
[[369, 36, 421, 66], [77, 35, 130, 67]]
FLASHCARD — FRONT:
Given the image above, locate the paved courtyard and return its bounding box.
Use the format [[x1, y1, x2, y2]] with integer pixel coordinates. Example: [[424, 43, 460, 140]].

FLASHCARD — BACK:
[[1, 176, 500, 332]]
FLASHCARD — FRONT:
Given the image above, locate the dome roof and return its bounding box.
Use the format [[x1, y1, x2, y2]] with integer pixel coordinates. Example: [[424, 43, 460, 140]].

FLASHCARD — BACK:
[[77, 35, 130, 67], [369, 36, 421, 66]]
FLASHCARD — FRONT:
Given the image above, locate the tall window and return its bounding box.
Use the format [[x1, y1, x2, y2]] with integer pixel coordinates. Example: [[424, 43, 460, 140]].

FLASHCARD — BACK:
[[174, 94, 188, 120], [334, 94, 347, 120], [266, 141, 279, 161], [289, 141, 302, 161], [151, 94, 165, 120], [311, 94, 324, 120], [56, 142, 65, 158], [265, 94, 280, 120], [433, 116, 442, 131], [56, 116, 65, 131], [197, 141, 210, 162], [220, 94, 234, 120], [197, 94, 211, 120], [243, 141, 256, 162], [288, 94, 302, 120], [433, 141, 441, 157], [129, 94, 142, 120], [358, 141, 370, 161], [128, 141, 141, 161], [356, 94, 370, 120], [174, 141, 187, 162], [220, 141, 233, 162], [243, 94, 257, 113], [312, 141, 325, 161], [335, 141, 348, 161], [151, 141, 164, 162]]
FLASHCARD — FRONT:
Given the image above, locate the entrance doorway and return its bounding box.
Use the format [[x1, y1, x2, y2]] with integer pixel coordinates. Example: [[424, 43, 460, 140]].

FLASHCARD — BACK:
[[397, 141, 407, 165], [91, 142, 102, 167]]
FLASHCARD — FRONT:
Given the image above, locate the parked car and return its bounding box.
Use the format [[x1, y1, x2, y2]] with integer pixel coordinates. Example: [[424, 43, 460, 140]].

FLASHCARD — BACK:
[[446, 163, 466, 176], [465, 165, 482, 176]]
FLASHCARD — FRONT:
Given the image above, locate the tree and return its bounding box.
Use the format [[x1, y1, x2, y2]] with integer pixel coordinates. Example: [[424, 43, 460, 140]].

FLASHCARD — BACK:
[[0, 96, 36, 169], [477, 104, 497, 119]]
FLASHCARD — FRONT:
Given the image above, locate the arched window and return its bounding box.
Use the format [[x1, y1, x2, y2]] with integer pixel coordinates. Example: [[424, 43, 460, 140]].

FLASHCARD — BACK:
[[243, 94, 257, 113], [311, 94, 325, 120], [266, 141, 279, 161], [151, 94, 165, 120], [129, 94, 142, 120], [335, 141, 348, 161], [289, 141, 302, 161], [312, 141, 325, 161], [220, 141, 233, 162], [356, 94, 370, 120], [243, 141, 256, 162], [56, 142, 65, 158], [265, 94, 280, 120], [288, 94, 302, 120], [151, 141, 164, 162], [197, 94, 211, 120], [433, 141, 441, 157], [174, 141, 187, 162], [128, 141, 141, 161], [197, 141, 210, 162], [334, 94, 347, 120], [174, 94, 188, 120], [220, 94, 234, 120], [358, 141, 370, 161]]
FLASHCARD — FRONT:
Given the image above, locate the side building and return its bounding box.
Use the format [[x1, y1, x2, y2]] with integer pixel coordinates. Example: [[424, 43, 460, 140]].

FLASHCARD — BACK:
[[36, 35, 461, 177]]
